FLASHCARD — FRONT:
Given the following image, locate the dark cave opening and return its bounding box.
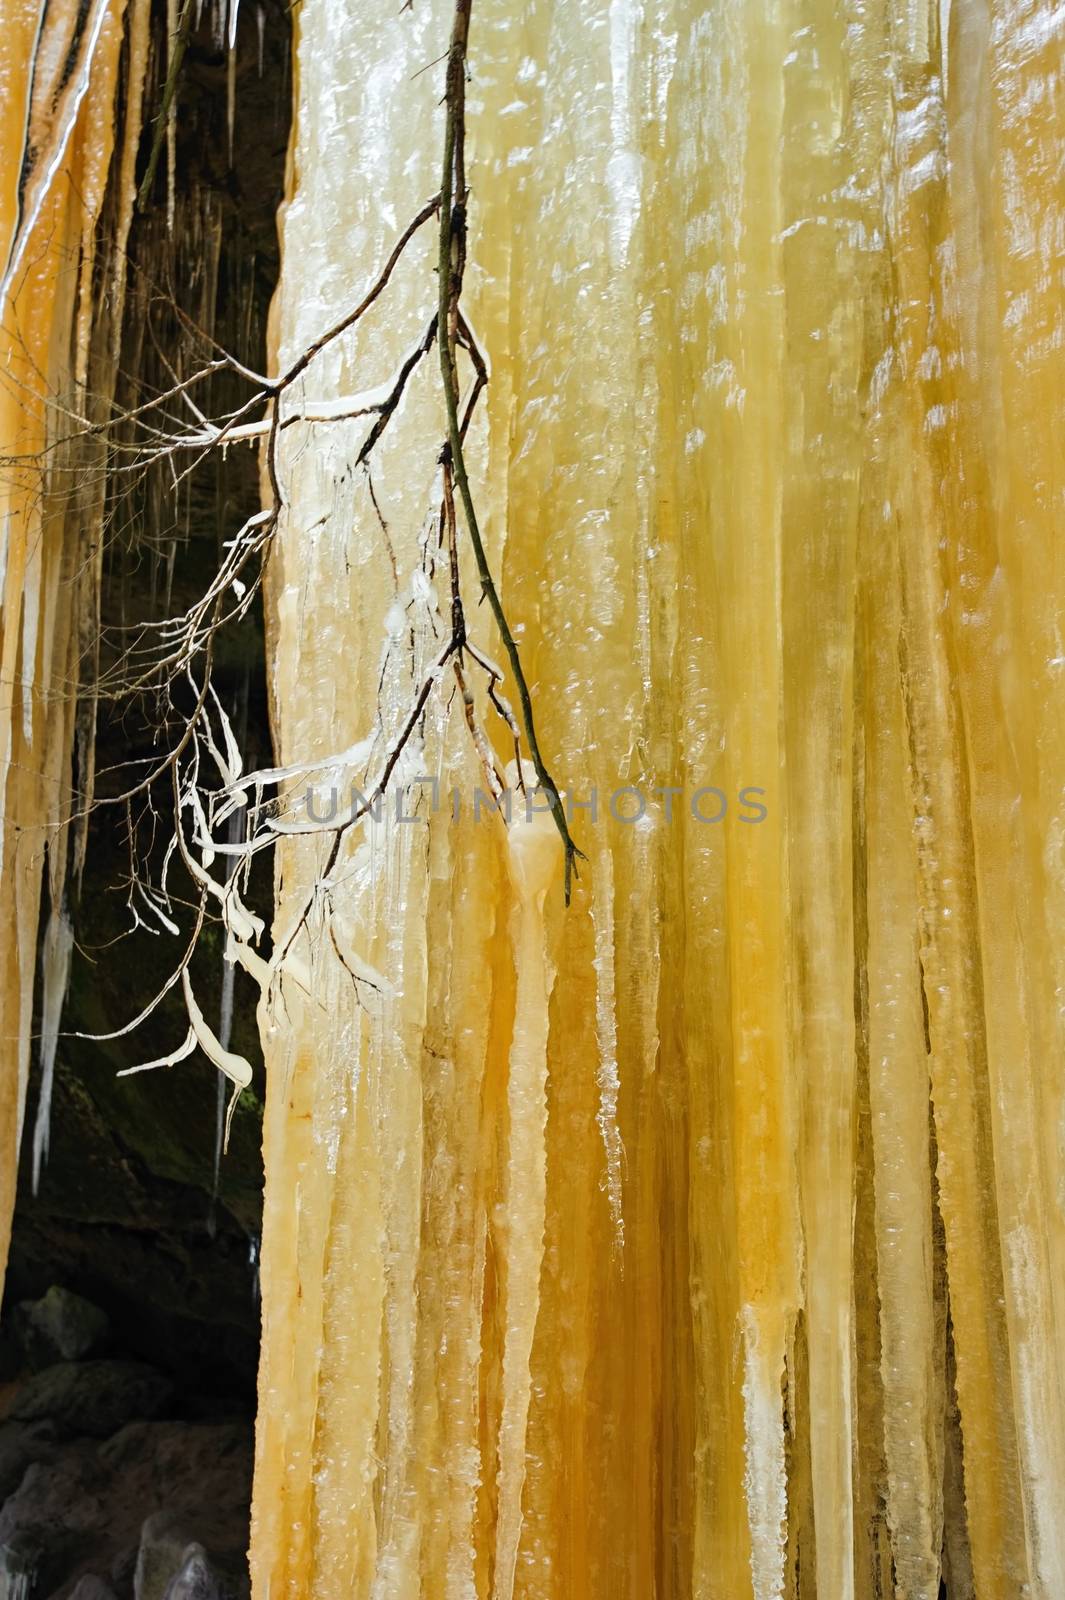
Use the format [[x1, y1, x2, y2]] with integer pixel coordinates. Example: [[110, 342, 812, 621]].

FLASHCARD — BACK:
[[1, 6, 290, 1595]]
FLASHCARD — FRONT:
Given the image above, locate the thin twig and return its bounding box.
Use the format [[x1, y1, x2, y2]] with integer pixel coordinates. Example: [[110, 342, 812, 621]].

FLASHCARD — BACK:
[[436, 0, 583, 899]]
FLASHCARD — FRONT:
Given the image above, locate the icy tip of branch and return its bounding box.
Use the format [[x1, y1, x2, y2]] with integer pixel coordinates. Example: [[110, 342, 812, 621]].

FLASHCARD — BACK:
[[116, 971, 253, 1156]]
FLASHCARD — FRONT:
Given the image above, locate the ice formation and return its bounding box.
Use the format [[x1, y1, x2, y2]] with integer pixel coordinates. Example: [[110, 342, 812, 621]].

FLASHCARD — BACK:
[[0, 0, 143, 1278], [0, 0, 255, 1248], [250, 1, 1065, 1594], [1, 0, 1064, 1596]]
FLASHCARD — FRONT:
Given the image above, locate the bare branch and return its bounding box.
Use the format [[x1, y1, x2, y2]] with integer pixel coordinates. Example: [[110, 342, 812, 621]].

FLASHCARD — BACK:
[[436, 0, 583, 899]]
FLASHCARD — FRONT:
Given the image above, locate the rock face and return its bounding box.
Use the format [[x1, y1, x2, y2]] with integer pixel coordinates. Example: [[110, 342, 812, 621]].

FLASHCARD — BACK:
[[0, 1288, 249, 1600], [69, 1580, 120, 1600], [0, 1418, 58, 1499], [10, 1362, 173, 1440], [0, 1419, 252, 1600]]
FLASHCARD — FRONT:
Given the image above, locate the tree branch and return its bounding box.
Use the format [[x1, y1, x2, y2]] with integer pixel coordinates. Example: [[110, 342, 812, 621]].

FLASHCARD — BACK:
[[436, 0, 583, 900]]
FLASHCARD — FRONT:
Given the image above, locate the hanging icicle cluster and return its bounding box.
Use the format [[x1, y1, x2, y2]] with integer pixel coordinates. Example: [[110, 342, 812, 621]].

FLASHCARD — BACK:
[[248, 1, 1065, 1597], [0, 0, 146, 1282], [0, 0, 267, 1274]]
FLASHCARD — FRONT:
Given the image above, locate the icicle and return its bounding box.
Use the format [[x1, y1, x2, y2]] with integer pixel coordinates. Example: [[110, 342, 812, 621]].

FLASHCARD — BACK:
[[218, 939, 237, 1051], [73, 0, 126, 391], [30, 908, 74, 1194], [494, 766, 562, 1600], [1, 0, 138, 1298], [742, 1308, 789, 1600], [109, 0, 152, 358], [227, 32, 237, 164], [591, 845, 624, 1249], [166, 0, 178, 232], [0, 0, 113, 318], [212, 803, 245, 1209], [20, 539, 40, 746], [0, 1547, 36, 1600]]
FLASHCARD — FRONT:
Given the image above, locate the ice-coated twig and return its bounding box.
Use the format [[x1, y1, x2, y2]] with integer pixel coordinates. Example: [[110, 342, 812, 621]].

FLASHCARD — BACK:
[[56, 2, 585, 1144]]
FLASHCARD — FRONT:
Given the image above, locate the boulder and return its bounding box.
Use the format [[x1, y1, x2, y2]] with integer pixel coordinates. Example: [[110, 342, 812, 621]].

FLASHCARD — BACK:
[[161, 1545, 228, 1600], [68, 1578, 119, 1600], [110, 1542, 139, 1595], [15, 1287, 110, 1367], [0, 1418, 59, 1499], [9, 1362, 172, 1439], [133, 1513, 195, 1600], [135, 1515, 241, 1600]]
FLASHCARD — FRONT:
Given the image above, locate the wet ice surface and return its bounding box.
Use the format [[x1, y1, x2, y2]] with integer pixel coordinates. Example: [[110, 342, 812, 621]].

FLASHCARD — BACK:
[[0, 0, 1048, 1597]]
